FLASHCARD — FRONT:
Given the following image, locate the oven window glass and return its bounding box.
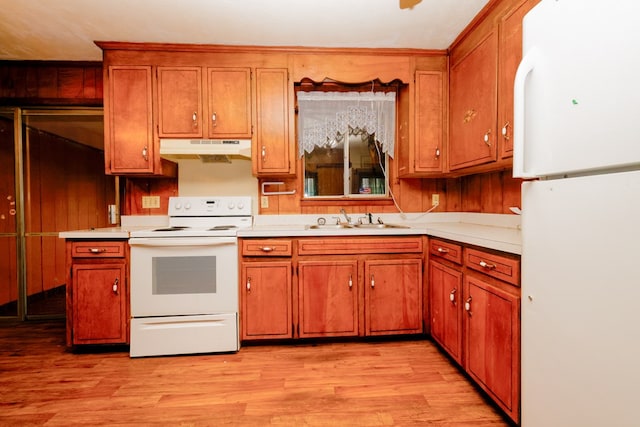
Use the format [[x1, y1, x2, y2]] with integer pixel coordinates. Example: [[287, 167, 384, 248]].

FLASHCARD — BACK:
[[152, 256, 217, 295]]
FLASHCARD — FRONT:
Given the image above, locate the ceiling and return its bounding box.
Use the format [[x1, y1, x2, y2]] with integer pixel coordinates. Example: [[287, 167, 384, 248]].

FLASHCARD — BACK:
[[0, 0, 489, 61]]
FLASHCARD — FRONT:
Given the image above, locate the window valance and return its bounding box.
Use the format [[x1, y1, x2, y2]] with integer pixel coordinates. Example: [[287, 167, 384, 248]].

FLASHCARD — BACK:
[[297, 91, 396, 158]]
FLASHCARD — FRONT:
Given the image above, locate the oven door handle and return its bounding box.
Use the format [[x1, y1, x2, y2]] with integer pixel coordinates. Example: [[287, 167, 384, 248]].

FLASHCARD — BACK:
[[128, 237, 237, 247]]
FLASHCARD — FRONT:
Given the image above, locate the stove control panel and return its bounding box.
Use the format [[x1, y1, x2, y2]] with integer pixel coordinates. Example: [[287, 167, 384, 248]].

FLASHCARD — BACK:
[[168, 196, 252, 217]]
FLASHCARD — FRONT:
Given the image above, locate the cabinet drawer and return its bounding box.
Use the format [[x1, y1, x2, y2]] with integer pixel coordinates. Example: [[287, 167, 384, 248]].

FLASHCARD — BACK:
[[298, 237, 423, 255], [242, 239, 292, 257], [465, 248, 520, 286], [429, 239, 463, 265], [71, 241, 126, 258]]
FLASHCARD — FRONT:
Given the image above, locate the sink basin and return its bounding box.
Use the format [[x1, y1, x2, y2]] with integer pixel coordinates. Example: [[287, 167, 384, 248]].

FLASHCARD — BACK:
[[353, 223, 409, 229], [306, 224, 353, 230]]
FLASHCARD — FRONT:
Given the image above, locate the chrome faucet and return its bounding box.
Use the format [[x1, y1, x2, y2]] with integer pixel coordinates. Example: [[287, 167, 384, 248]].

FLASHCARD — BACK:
[[339, 208, 352, 224]]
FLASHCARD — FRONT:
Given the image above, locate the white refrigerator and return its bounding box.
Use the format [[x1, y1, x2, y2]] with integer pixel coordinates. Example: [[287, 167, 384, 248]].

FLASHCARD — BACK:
[[514, 1, 640, 426]]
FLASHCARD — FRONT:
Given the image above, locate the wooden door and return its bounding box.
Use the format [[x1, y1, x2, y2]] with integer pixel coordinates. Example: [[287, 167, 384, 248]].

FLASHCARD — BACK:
[[429, 260, 463, 364], [298, 260, 358, 338], [498, 0, 540, 158], [464, 274, 520, 423], [156, 66, 203, 138], [365, 258, 422, 335], [72, 263, 127, 344], [207, 68, 252, 138], [414, 70, 446, 173], [254, 68, 293, 176], [241, 261, 292, 340], [106, 66, 154, 174], [449, 30, 499, 170]]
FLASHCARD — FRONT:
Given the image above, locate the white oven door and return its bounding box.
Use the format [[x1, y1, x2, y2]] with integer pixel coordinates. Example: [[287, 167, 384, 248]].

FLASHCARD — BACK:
[[129, 236, 238, 317]]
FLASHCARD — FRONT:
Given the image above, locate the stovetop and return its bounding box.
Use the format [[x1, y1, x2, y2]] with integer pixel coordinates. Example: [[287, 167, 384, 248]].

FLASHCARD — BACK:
[[129, 196, 253, 238]]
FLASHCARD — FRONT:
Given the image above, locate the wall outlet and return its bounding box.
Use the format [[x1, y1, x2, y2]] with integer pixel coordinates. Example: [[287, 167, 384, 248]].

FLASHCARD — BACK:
[[142, 195, 160, 209], [431, 193, 440, 206], [260, 196, 269, 209]]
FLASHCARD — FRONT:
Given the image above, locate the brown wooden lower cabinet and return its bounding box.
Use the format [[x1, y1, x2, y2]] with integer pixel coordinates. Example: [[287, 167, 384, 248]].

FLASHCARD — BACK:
[[66, 240, 129, 346], [429, 237, 521, 424], [240, 236, 425, 341]]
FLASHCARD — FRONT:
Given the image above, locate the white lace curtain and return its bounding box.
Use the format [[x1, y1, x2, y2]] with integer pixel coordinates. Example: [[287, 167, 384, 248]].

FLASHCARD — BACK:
[[297, 91, 396, 158]]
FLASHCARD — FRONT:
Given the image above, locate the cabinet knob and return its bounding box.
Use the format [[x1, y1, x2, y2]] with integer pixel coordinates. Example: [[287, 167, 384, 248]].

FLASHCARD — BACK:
[[483, 130, 492, 146], [112, 278, 119, 294], [246, 277, 251, 292], [464, 296, 472, 315], [479, 260, 496, 270], [501, 121, 510, 140], [142, 146, 148, 161], [449, 288, 457, 303]]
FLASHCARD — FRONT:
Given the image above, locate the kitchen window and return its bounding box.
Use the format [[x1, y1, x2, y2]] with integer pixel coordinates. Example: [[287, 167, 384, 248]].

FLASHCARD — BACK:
[[297, 90, 395, 198]]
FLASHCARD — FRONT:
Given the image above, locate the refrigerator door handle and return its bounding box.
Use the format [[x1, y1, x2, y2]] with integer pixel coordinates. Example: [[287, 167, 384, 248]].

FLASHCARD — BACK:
[[513, 45, 540, 179]]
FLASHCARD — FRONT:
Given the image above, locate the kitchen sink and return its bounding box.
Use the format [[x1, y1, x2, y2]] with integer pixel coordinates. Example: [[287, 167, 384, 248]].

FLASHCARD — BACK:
[[306, 224, 354, 230], [353, 223, 409, 229]]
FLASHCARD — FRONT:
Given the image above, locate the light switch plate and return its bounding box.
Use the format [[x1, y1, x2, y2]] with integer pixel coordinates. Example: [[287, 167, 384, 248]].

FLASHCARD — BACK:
[[142, 196, 160, 209]]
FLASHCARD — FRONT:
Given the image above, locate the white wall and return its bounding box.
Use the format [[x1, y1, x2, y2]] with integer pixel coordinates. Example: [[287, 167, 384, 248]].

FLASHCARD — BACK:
[[176, 158, 259, 214]]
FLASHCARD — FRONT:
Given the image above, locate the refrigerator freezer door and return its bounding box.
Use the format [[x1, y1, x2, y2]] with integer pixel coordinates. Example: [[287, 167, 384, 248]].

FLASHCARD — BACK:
[[521, 171, 640, 426], [514, 0, 640, 178]]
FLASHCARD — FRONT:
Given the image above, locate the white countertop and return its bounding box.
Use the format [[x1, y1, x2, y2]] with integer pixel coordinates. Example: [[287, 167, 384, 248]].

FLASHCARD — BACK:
[[58, 213, 521, 255]]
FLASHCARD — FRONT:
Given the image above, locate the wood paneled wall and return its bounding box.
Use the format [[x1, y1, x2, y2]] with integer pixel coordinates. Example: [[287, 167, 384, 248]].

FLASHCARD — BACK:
[[0, 61, 102, 106]]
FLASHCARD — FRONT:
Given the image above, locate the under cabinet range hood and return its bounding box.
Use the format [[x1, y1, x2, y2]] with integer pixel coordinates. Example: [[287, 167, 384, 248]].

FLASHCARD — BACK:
[[159, 139, 252, 161]]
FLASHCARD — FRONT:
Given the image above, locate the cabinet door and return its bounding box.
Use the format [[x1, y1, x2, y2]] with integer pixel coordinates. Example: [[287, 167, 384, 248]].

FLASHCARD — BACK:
[[365, 258, 422, 335], [449, 30, 499, 170], [207, 68, 252, 138], [298, 260, 358, 338], [429, 260, 463, 364], [156, 66, 203, 138], [414, 70, 445, 173], [254, 68, 293, 176], [241, 261, 292, 339], [72, 263, 127, 344], [464, 274, 520, 422], [106, 66, 154, 174], [498, 0, 540, 158]]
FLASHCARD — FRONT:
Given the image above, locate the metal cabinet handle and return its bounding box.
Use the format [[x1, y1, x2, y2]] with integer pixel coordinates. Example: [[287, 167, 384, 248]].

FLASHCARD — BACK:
[[259, 246, 273, 252], [192, 112, 198, 125], [211, 112, 217, 127], [449, 288, 457, 304], [261, 146, 266, 162], [483, 129, 492, 146], [246, 277, 251, 292], [89, 248, 105, 254], [464, 296, 472, 314], [437, 247, 449, 254], [501, 121, 510, 140], [348, 274, 353, 289], [435, 146, 440, 158], [142, 146, 148, 161], [479, 260, 496, 270], [370, 274, 375, 288], [112, 278, 119, 294]]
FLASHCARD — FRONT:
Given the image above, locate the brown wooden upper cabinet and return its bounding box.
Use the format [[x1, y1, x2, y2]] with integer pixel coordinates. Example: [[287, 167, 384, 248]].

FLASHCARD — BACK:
[[207, 68, 252, 139], [156, 66, 203, 138], [105, 65, 156, 175], [397, 70, 447, 177], [448, 0, 539, 174], [253, 68, 294, 177]]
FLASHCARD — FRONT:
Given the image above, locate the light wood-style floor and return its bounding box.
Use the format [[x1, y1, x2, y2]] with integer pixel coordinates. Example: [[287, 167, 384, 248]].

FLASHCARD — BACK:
[[0, 320, 510, 426]]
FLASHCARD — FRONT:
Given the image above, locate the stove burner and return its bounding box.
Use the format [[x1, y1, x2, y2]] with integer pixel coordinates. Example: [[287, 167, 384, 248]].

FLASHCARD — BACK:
[[208, 225, 238, 231], [152, 226, 189, 232]]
